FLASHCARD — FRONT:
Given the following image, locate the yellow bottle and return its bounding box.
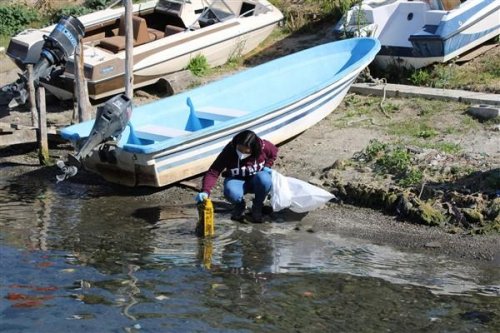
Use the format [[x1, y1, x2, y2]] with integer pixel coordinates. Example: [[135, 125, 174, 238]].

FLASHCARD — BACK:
[[197, 197, 214, 237]]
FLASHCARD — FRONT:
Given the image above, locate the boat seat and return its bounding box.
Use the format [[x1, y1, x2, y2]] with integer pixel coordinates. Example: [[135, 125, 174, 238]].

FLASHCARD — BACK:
[[99, 15, 157, 53], [441, 0, 461, 10], [134, 124, 192, 141], [196, 106, 249, 121], [165, 24, 185, 36]]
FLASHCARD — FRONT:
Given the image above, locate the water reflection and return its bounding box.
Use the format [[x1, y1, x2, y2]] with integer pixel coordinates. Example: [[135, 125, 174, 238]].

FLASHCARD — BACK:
[[1, 178, 499, 332]]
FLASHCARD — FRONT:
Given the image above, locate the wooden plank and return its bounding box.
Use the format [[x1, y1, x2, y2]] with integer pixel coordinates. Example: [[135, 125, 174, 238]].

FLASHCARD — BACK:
[[124, 0, 134, 99], [0, 129, 37, 146], [27, 64, 39, 127], [455, 44, 498, 63], [37, 86, 50, 165], [349, 83, 500, 106]]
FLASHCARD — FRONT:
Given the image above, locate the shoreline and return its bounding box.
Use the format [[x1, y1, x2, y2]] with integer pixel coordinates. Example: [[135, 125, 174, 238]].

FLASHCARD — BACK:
[[0, 13, 498, 262]]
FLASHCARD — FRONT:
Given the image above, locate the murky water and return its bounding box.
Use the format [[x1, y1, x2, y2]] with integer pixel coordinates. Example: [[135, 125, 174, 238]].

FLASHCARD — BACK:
[[1, 177, 499, 332]]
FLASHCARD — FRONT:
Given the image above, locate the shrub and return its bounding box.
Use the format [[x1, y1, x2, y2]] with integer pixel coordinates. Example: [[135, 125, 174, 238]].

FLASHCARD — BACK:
[[187, 54, 210, 76], [85, 0, 113, 10], [364, 139, 387, 161], [0, 4, 39, 36], [50, 6, 94, 24], [377, 147, 411, 174]]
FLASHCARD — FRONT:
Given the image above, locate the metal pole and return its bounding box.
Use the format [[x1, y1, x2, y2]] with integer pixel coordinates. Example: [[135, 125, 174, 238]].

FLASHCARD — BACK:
[[124, 0, 134, 99]]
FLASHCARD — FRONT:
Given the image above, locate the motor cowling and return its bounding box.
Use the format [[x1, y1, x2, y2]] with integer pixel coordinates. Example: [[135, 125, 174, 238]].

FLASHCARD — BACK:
[[57, 94, 133, 182], [1, 16, 85, 108]]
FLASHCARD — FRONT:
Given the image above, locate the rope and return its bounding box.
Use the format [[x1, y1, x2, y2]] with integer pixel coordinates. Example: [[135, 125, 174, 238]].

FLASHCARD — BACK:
[[358, 68, 391, 119]]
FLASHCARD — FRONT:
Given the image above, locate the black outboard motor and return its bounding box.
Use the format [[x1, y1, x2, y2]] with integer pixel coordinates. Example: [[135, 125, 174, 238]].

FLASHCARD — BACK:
[[56, 94, 133, 182], [1, 16, 85, 108]]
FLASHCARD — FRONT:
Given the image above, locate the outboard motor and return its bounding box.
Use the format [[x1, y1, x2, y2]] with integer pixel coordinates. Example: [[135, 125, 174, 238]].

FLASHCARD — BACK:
[[56, 94, 133, 182], [1, 16, 85, 108]]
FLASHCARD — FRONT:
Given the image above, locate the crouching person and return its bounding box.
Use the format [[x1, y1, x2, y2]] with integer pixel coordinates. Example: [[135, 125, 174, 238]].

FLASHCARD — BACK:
[[195, 130, 278, 223]]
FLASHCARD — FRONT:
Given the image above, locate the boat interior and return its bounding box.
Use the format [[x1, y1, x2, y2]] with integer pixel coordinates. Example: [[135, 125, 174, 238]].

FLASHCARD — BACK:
[[82, 1, 259, 53], [127, 97, 249, 146]]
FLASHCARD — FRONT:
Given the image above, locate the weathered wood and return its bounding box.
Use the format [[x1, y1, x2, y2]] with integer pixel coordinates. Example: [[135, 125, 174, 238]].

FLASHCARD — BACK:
[[124, 0, 134, 99], [27, 64, 39, 127], [455, 44, 497, 64], [75, 36, 91, 122], [36, 87, 50, 165], [350, 83, 500, 106], [0, 129, 37, 146], [156, 70, 196, 96], [178, 180, 201, 192]]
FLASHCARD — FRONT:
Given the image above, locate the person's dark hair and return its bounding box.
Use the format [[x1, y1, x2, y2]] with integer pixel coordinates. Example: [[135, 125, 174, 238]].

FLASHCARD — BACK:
[[232, 130, 261, 158]]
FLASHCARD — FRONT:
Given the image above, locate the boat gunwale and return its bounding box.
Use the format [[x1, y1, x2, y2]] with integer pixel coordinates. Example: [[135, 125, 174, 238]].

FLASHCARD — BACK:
[[119, 38, 381, 155]]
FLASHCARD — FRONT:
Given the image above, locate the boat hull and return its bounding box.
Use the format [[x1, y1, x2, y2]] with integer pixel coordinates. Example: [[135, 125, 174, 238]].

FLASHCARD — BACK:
[[334, 0, 500, 69], [60, 38, 381, 187], [47, 20, 280, 100], [6, 0, 283, 101]]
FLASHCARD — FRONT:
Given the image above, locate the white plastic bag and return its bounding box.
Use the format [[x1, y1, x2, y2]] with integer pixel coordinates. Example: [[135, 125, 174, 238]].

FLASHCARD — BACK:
[[270, 170, 292, 212], [270, 170, 335, 213], [286, 177, 335, 213]]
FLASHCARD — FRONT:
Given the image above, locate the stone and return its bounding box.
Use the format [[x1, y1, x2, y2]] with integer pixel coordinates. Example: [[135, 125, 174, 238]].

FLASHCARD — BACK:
[[462, 208, 484, 224], [467, 104, 500, 120], [424, 241, 442, 248], [413, 201, 446, 226]]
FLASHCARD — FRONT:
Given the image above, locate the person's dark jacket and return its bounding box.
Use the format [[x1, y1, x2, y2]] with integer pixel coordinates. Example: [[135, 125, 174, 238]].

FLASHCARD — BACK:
[[201, 138, 278, 195]]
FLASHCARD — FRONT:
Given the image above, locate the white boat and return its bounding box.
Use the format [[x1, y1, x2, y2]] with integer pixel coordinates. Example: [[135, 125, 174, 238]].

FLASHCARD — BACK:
[[58, 38, 381, 187], [333, 0, 500, 69], [6, 0, 283, 101]]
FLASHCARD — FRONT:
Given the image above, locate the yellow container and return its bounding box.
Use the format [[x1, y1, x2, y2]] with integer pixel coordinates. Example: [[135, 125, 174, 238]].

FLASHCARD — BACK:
[[197, 198, 214, 237]]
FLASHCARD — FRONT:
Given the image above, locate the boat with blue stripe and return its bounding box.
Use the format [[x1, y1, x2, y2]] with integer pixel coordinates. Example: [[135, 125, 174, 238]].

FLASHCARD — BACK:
[[334, 0, 499, 69], [59, 37, 381, 187]]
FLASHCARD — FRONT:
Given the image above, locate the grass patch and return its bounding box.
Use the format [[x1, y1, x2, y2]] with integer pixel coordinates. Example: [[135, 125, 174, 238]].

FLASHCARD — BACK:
[[408, 52, 500, 92], [376, 147, 411, 174], [187, 54, 211, 77], [388, 120, 438, 138], [398, 167, 424, 187], [410, 140, 462, 155]]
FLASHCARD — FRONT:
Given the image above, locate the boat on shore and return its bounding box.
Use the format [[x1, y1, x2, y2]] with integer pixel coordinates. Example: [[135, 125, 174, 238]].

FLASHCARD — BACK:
[[333, 0, 499, 69], [59, 37, 381, 187], [6, 0, 283, 101]]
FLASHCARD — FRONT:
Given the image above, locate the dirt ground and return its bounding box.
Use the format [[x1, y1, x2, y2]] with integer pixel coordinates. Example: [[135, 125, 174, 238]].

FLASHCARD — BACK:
[[0, 23, 499, 263]]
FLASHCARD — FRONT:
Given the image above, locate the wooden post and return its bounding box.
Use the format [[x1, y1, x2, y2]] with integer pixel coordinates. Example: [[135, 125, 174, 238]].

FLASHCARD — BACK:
[[124, 0, 134, 99], [75, 36, 91, 122], [36, 86, 50, 165], [27, 64, 39, 127]]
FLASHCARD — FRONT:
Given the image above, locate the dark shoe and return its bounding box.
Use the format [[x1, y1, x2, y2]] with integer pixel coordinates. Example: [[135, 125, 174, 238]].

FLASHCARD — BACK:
[[251, 205, 263, 223], [262, 205, 273, 215], [231, 200, 246, 222]]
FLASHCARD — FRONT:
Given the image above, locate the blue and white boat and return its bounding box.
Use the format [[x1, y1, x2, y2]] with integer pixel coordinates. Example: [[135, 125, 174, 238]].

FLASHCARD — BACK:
[[59, 38, 380, 187], [333, 0, 499, 69]]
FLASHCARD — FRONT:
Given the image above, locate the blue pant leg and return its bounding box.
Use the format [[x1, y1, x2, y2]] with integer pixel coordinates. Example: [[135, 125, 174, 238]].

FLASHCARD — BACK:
[[251, 171, 272, 207], [223, 177, 246, 204]]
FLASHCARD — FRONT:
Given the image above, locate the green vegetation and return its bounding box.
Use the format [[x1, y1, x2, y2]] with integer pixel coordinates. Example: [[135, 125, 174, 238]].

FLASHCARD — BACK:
[[398, 167, 424, 187], [364, 139, 387, 162], [187, 54, 211, 77], [0, 0, 118, 48], [409, 55, 500, 92], [270, 0, 356, 33], [0, 4, 39, 36], [376, 147, 411, 174]]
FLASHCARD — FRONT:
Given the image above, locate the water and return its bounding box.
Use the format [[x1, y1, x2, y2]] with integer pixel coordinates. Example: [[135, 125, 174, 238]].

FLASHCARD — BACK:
[[0, 178, 499, 332]]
